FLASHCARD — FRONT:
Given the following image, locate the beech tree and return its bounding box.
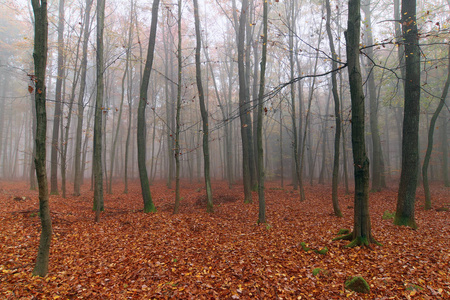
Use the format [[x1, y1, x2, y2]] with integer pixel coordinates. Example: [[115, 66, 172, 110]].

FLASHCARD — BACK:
[[394, 0, 421, 229], [335, 0, 378, 247], [93, 0, 105, 221], [31, 0, 52, 276], [137, 0, 160, 213], [193, 0, 213, 213]]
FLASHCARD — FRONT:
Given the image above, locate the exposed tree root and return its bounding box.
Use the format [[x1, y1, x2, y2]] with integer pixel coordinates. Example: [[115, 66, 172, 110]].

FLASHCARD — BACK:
[[333, 232, 382, 248]]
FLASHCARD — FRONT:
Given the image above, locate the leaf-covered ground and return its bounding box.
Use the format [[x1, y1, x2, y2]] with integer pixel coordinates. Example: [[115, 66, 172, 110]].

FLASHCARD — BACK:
[[0, 180, 449, 299]]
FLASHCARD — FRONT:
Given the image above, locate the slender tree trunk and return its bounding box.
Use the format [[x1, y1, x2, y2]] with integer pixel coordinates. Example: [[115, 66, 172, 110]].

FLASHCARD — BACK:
[[137, 0, 159, 213], [394, 0, 420, 229], [256, 0, 268, 224], [173, 0, 183, 214], [193, 0, 213, 212], [362, 0, 384, 192], [336, 0, 377, 247], [237, 0, 252, 203], [74, 0, 93, 196], [422, 45, 450, 209], [109, 15, 132, 194], [49, 0, 65, 195], [93, 0, 105, 221], [326, 0, 343, 217], [31, 0, 52, 277]]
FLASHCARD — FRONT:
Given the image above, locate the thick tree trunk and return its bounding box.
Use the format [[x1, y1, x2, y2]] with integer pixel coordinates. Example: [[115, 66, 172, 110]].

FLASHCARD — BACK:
[[422, 45, 450, 210], [31, 0, 52, 277], [394, 0, 420, 229], [137, 0, 159, 213]]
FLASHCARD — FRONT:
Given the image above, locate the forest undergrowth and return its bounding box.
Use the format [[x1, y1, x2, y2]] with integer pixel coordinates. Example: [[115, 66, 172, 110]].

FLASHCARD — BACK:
[[0, 180, 449, 299]]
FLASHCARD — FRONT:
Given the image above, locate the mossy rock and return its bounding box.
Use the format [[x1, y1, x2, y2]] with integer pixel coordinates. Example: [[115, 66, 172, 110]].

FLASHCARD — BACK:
[[382, 210, 395, 220], [337, 228, 350, 235], [345, 276, 370, 294]]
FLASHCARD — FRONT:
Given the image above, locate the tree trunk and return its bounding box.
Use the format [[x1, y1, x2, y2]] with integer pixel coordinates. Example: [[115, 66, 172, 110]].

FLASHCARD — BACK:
[[73, 0, 93, 196], [325, 0, 343, 217], [394, 0, 420, 229], [256, 0, 268, 224], [337, 0, 377, 247], [422, 45, 450, 210], [137, 0, 159, 213], [193, 0, 213, 213], [173, 0, 183, 214], [31, 0, 52, 277], [362, 0, 384, 192], [49, 0, 65, 195], [237, 0, 252, 203], [93, 0, 105, 221]]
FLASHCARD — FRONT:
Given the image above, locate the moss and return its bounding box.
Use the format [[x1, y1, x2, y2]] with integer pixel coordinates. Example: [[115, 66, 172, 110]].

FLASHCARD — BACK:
[[300, 242, 310, 252], [332, 232, 353, 242], [406, 284, 423, 291], [382, 210, 394, 220], [314, 247, 328, 255], [312, 268, 323, 276], [436, 206, 449, 212], [337, 228, 350, 235], [345, 276, 370, 294], [393, 215, 418, 229]]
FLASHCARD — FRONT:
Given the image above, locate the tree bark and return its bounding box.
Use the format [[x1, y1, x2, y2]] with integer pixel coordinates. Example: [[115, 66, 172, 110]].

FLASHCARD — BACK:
[[137, 0, 160, 213], [49, 0, 65, 195], [93, 0, 105, 221], [237, 0, 252, 203], [73, 0, 93, 196], [394, 0, 420, 229], [173, 0, 183, 214], [31, 0, 52, 276], [325, 0, 343, 217], [362, 0, 384, 192], [338, 0, 377, 247], [256, 0, 268, 224], [193, 0, 213, 213], [422, 45, 450, 210]]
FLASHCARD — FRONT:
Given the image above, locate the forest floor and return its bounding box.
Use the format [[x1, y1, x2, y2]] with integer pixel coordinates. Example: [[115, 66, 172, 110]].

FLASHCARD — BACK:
[[0, 180, 449, 299]]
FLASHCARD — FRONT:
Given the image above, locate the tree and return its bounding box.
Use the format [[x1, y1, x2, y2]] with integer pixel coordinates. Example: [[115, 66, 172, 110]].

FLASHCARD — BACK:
[[93, 0, 105, 221], [193, 0, 213, 213], [394, 0, 420, 229], [137, 0, 160, 213], [73, 0, 93, 196], [362, 0, 385, 191], [325, 0, 343, 217], [422, 45, 450, 210], [173, 0, 183, 214], [31, 0, 52, 276], [50, 0, 65, 195], [236, 0, 252, 204], [256, 0, 268, 224], [335, 0, 377, 247]]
